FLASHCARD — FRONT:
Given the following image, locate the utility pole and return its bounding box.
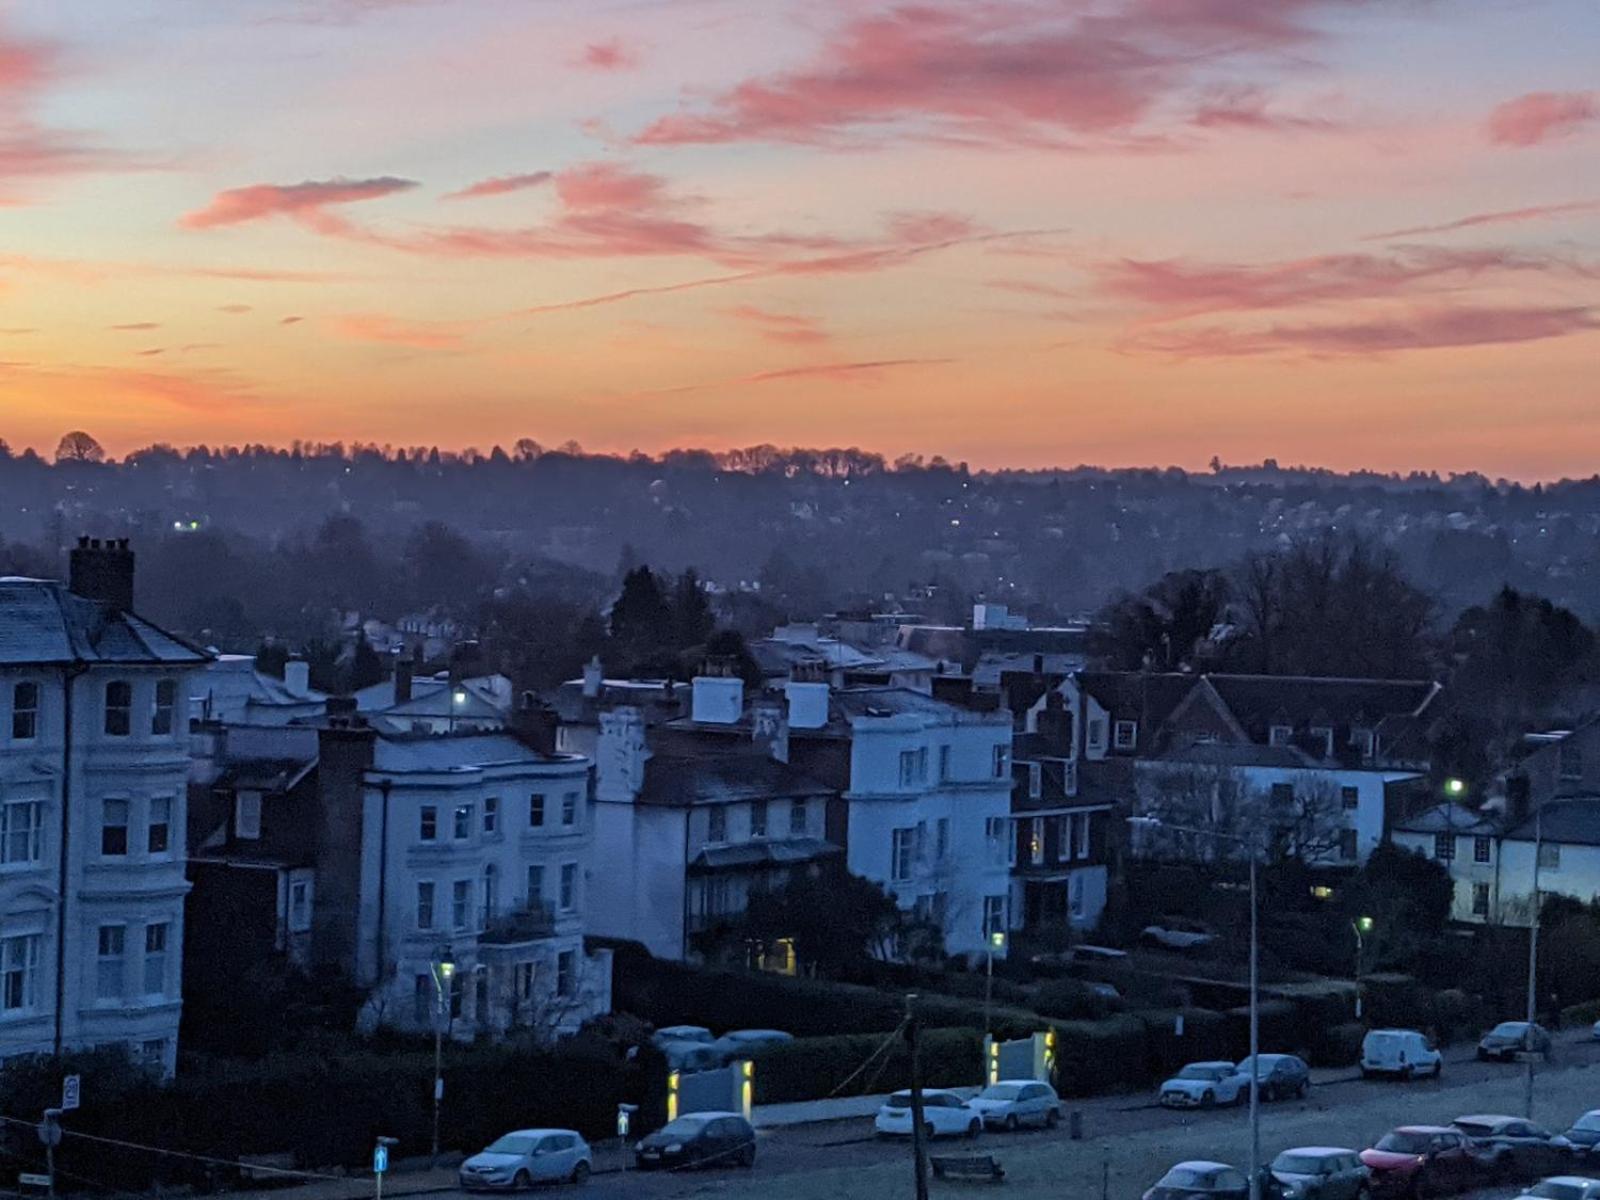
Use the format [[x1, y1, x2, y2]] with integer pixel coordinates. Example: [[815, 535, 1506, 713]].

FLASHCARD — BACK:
[[906, 993, 929, 1200], [1525, 805, 1543, 1120]]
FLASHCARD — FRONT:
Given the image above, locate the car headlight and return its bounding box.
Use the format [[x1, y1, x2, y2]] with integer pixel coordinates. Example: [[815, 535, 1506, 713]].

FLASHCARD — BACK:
[[665, 1143, 683, 1153]]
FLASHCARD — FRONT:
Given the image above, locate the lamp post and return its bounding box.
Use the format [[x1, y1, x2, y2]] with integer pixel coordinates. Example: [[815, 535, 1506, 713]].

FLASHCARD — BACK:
[[984, 929, 1006, 1036], [1525, 805, 1543, 1120], [430, 946, 456, 1161], [1130, 816, 1261, 1200], [1352, 917, 1373, 1020]]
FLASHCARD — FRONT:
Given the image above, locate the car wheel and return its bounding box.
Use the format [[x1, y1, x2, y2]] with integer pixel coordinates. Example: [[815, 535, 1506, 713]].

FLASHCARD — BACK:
[[924, 1122, 936, 1141], [1045, 1108, 1060, 1129], [570, 1161, 590, 1186], [739, 1145, 756, 1169], [1201, 1090, 1216, 1108], [1432, 1061, 1442, 1079], [513, 1171, 531, 1191], [967, 1120, 983, 1140], [1400, 1065, 1413, 1082], [1296, 1079, 1310, 1100], [1004, 1114, 1019, 1132]]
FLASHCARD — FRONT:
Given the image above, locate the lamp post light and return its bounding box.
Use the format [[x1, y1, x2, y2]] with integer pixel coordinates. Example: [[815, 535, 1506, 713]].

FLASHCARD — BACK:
[[430, 946, 456, 1162], [1130, 816, 1261, 1200], [1444, 777, 1467, 798], [984, 929, 1006, 1036], [1352, 917, 1373, 1019]]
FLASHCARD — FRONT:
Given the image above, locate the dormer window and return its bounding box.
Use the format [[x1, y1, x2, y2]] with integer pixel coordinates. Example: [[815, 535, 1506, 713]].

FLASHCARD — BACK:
[[1028, 763, 1042, 799], [1310, 726, 1334, 757], [1113, 720, 1138, 751], [1350, 727, 1375, 758], [1268, 724, 1293, 748]]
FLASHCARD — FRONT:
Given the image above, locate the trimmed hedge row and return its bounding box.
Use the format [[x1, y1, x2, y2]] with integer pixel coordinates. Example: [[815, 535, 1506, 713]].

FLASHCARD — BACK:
[[749, 1030, 983, 1104]]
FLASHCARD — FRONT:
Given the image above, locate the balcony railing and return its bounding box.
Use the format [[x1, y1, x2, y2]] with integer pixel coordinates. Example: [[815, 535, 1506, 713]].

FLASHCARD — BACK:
[[479, 900, 558, 945]]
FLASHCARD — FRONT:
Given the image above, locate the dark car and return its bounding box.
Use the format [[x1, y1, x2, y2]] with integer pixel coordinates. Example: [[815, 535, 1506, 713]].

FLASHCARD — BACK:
[[1360, 1126, 1483, 1196], [1143, 1161, 1253, 1200], [1236, 1054, 1312, 1102], [1562, 1111, 1600, 1158], [1451, 1115, 1572, 1180], [1478, 1021, 1553, 1063], [634, 1112, 756, 1171], [1268, 1148, 1369, 1200]]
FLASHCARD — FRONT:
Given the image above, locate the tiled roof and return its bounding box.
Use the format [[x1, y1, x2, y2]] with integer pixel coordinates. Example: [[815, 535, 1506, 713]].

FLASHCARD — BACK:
[[1393, 802, 1499, 835], [1076, 671, 1196, 727], [371, 733, 580, 772], [1503, 796, 1600, 846], [0, 577, 208, 666], [639, 754, 835, 807], [1204, 675, 1438, 729]]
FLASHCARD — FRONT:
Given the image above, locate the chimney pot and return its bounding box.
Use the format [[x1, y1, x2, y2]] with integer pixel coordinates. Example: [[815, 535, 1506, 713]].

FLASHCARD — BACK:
[[68, 535, 136, 612]]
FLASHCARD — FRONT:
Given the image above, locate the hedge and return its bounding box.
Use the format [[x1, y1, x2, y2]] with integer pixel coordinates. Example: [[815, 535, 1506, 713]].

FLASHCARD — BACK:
[[1135, 1008, 1235, 1079], [1048, 1014, 1150, 1097], [1307, 1021, 1365, 1068], [1561, 998, 1600, 1027], [748, 1030, 983, 1104]]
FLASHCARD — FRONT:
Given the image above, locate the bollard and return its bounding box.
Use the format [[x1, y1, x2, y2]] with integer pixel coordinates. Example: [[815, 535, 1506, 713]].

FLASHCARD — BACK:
[[1070, 1109, 1084, 1140]]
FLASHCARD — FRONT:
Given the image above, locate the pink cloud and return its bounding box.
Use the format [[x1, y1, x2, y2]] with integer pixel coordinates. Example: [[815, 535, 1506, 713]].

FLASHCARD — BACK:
[[179, 176, 417, 231], [724, 305, 831, 345], [987, 279, 1076, 300], [1486, 91, 1599, 147], [578, 38, 637, 71], [443, 171, 553, 201], [1365, 199, 1600, 241], [109, 321, 161, 331], [1127, 305, 1600, 358], [1096, 247, 1591, 319], [632, 0, 1367, 147], [1188, 84, 1338, 132], [217, 303, 252, 314], [744, 357, 953, 384], [280, 315, 304, 325], [329, 313, 464, 349]]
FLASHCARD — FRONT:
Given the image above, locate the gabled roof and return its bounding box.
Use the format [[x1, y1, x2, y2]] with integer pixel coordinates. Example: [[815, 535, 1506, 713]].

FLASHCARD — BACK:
[[1392, 802, 1497, 836], [1503, 796, 1600, 846], [1205, 676, 1438, 732], [1075, 671, 1196, 728], [639, 754, 835, 808], [0, 577, 208, 666], [371, 733, 580, 773]]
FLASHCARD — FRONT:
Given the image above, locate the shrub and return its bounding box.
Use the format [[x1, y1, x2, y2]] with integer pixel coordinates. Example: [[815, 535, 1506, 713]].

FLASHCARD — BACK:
[[1561, 998, 1600, 1027], [1032, 979, 1123, 1022], [1225, 999, 1303, 1057], [1136, 1008, 1235, 1078], [1049, 1014, 1150, 1097], [1307, 1021, 1365, 1068], [748, 1029, 983, 1104]]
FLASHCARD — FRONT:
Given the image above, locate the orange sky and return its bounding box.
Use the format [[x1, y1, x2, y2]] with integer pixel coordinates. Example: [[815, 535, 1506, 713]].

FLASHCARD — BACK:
[[0, 0, 1596, 478]]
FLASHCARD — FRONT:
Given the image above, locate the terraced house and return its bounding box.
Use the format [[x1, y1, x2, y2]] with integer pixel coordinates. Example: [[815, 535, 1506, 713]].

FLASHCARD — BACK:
[[0, 539, 206, 1075]]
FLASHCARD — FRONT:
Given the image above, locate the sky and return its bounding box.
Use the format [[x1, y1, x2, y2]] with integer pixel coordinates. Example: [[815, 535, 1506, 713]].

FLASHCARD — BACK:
[[0, 0, 1596, 477]]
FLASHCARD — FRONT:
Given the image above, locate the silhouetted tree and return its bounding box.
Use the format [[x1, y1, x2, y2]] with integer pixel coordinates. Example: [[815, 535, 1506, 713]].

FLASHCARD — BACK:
[[254, 641, 289, 679], [1092, 568, 1229, 670], [669, 569, 714, 650], [403, 521, 493, 615], [55, 430, 105, 463], [609, 567, 672, 667]]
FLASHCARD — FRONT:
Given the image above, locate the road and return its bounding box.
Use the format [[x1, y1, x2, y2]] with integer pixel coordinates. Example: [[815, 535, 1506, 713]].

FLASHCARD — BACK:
[[478, 1031, 1600, 1200]]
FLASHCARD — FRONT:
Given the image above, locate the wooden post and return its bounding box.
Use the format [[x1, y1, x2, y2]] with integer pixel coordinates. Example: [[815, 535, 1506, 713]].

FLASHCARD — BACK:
[[906, 993, 929, 1200]]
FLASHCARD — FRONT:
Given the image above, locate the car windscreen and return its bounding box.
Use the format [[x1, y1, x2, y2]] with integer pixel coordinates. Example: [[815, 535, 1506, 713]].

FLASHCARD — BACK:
[[1575, 1114, 1600, 1132], [1272, 1154, 1329, 1175], [1452, 1121, 1494, 1138], [1178, 1065, 1229, 1081], [485, 1136, 538, 1155], [885, 1094, 912, 1109], [1527, 1183, 1585, 1200], [1158, 1167, 1220, 1187], [1490, 1022, 1525, 1037], [658, 1116, 711, 1137], [1375, 1132, 1431, 1154], [980, 1085, 1023, 1100]]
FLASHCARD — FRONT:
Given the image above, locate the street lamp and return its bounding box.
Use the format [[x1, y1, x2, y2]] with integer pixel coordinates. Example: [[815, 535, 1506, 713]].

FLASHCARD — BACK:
[[1129, 815, 1262, 1200], [430, 946, 456, 1161], [1444, 778, 1466, 797], [1352, 917, 1373, 1019], [984, 929, 1006, 1036]]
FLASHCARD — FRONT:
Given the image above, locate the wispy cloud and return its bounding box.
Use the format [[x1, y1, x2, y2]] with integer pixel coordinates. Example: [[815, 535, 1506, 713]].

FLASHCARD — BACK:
[[1365, 199, 1600, 241], [1486, 90, 1599, 147], [217, 303, 253, 314], [744, 357, 951, 384], [443, 171, 553, 201], [109, 321, 160, 331], [723, 305, 831, 345], [577, 38, 638, 71], [180, 176, 417, 231]]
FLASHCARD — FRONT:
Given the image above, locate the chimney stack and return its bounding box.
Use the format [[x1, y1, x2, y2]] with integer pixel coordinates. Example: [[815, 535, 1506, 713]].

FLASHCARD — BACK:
[[784, 660, 830, 730], [691, 657, 744, 724], [512, 692, 560, 755], [69, 536, 135, 612], [284, 658, 311, 699], [394, 656, 414, 704], [582, 654, 603, 699], [752, 701, 790, 763]]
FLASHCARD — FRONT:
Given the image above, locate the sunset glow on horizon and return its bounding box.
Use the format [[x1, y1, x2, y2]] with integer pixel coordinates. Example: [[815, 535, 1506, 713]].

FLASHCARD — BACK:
[[0, 0, 1596, 478]]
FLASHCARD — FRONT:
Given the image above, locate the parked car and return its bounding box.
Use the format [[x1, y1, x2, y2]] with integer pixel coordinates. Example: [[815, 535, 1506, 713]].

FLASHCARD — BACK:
[[969, 1081, 1061, 1130], [1521, 1177, 1600, 1200], [1141, 918, 1218, 952], [1361, 1127, 1483, 1196], [1142, 1161, 1253, 1200], [652, 1025, 714, 1047], [1268, 1148, 1369, 1200], [634, 1112, 756, 1170], [1361, 1029, 1443, 1080], [1236, 1054, 1312, 1101], [1478, 1021, 1553, 1062], [712, 1029, 794, 1060], [660, 1042, 724, 1073], [1562, 1111, 1600, 1158], [1451, 1115, 1573, 1180], [1159, 1062, 1248, 1109], [1591, 1020, 1600, 1042], [873, 1089, 982, 1140], [459, 1129, 592, 1190]]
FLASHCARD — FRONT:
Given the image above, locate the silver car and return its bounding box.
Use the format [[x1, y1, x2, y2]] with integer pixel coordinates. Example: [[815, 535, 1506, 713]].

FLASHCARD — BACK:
[[968, 1080, 1061, 1131], [459, 1129, 592, 1190]]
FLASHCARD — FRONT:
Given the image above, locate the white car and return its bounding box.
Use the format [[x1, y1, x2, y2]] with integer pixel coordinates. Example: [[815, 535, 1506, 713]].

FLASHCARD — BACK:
[[458, 1129, 592, 1190], [1159, 1061, 1247, 1108], [712, 1029, 793, 1060], [652, 1025, 714, 1047], [874, 1089, 983, 1139], [1521, 1178, 1600, 1200], [969, 1081, 1061, 1131], [1361, 1029, 1443, 1080], [1591, 1020, 1600, 1041]]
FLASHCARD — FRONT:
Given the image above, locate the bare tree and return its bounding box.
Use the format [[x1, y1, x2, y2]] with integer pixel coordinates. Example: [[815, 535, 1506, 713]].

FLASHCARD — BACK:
[[55, 429, 106, 464], [1134, 762, 1247, 862]]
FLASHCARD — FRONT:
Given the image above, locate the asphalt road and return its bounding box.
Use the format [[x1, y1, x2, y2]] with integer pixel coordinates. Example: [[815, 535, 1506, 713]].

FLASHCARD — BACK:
[[445, 1029, 1600, 1200]]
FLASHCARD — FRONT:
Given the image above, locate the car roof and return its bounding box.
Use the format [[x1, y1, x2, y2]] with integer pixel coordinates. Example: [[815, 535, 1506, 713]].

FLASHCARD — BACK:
[[1369, 1028, 1423, 1036], [675, 1110, 740, 1120], [1280, 1147, 1355, 1157], [1541, 1178, 1598, 1185], [1173, 1161, 1235, 1171], [1396, 1125, 1457, 1134], [501, 1128, 581, 1138], [1455, 1114, 1518, 1125], [1184, 1060, 1237, 1069]]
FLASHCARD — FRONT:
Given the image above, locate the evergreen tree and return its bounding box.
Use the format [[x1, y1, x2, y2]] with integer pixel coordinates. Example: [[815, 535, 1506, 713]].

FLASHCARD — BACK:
[[608, 567, 672, 666], [670, 568, 714, 650]]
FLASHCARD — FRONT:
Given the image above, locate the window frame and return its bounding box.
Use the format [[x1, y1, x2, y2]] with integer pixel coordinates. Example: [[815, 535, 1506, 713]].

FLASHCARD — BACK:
[[142, 922, 169, 997], [452, 802, 474, 841], [103, 680, 133, 738], [561, 791, 577, 826], [891, 827, 916, 881], [1472, 882, 1490, 916], [451, 879, 472, 930], [526, 864, 544, 905], [1433, 832, 1456, 861], [96, 923, 126, 1001], [1473, 836, 1492, 864], [483, 796, 499, 835], [529, 793, 545, 828], [151, 679, 177, 736], [789, 799, 808, 837], [101, 798, 130, 857], [11, 681, 39, 741], [559, 862, 577, 911], [1340, 786, 1360, 811], [416, 880, 435, 931], [1, 932, 41, 1013], [148, 795, 172, 855], [1113, 720, 1138, 751], [0, 799, 44, 865], [419, 804, 437, 843], [707, 805, 727, 843]]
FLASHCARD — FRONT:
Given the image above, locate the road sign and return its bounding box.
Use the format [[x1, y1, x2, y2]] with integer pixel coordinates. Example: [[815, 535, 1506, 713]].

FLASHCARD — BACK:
[[19, 1173, 51, 1188], [372, 1146, 388, 1175], [36, 1118, 61, 1148], [61, 1077, 79, 1112]]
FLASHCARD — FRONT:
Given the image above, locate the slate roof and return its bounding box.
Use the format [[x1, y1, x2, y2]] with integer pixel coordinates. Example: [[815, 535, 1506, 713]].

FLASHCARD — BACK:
[[831, 686, 1002, 723], [1205, 675, 1438, 731], [1393, 802, 1499, 836], [212, 756, 316, 793], [371, 733, 579, 772], [1076, 671, 1197, 728], [689, 836, 842, 871], [1503, 797, 1600, 845], [0, 577, 208, 666], [639, 754, 835, 808]]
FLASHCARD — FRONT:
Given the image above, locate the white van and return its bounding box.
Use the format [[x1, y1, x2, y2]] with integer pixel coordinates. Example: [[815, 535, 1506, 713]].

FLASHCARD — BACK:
[[1360, 1028, 1442, 1079]]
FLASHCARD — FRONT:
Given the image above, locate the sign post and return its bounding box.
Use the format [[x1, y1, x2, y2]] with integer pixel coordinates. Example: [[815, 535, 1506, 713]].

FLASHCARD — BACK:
[[373, 1137, 396, 1200], [616, 1104, 637, 1174], [60, 1077, 79, 1113], [38, 1109, 62, 1199]]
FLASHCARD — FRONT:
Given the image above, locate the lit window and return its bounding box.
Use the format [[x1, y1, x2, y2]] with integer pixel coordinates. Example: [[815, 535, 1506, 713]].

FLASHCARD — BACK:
[[419, 805, 437, 842], [148, 796, 172, 855], [416, 881, 435, 931], [104, 681, 132, 737], [0, 800, 43, 864], [483, 797, 499, 835], [96, 925, 125, 1000], [151, 680, 177, 736], [1029, 817, 1044, 865], [12, 682, 39, 741], [143, 923, 168, 996], [453, 803, 474, 840], [101, 799, 129, 856], [1, 933, 41, 1012], [1113, 721, 1138, 751], [559, 862, 577, 911]]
